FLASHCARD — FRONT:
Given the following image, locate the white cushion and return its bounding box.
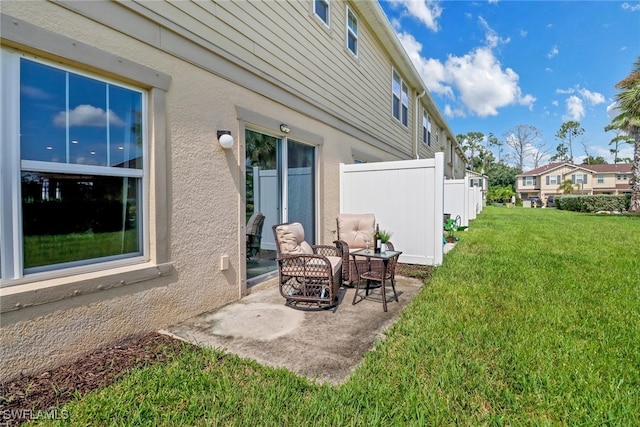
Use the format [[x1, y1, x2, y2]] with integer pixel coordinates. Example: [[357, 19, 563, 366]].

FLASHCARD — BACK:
[[337, 213, 375, 249], [275, 223, 314, 255]]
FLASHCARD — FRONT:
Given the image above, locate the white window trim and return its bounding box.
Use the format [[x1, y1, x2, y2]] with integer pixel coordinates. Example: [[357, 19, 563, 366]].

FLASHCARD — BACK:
[[392, 68, 409, 127], [1, 50, 149, 282], [346, 5, 358, 57], [313, 0, 330, 27]]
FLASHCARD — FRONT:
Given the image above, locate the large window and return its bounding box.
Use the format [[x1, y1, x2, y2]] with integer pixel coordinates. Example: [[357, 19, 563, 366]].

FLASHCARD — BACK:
[[523, 176, 536, 186], [1, 53, 146, 280], [346, 6, 358, 56], [314, 0, 330, 26], [392, 69, 409, 126]]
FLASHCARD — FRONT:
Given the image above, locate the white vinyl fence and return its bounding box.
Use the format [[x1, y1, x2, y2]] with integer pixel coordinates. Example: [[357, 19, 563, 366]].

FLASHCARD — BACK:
[[444, 177, 471, 227], [340, 153, 445, 266]]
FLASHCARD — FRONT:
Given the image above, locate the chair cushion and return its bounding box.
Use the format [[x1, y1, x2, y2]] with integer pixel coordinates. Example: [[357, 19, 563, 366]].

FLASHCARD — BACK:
[[275, 222, 314, 255], [283, 256, 342, 277], [337, 213, 375, 249]]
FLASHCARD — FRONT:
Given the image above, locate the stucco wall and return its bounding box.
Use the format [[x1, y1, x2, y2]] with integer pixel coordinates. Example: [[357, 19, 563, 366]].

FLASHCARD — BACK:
[[0, 1, 392, 380]]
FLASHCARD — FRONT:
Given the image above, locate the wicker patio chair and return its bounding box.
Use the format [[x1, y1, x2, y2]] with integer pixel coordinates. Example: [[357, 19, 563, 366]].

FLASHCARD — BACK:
[[335, 213, 386, 285], [272, 222, 343, 307], [246, 211, 265, 260]]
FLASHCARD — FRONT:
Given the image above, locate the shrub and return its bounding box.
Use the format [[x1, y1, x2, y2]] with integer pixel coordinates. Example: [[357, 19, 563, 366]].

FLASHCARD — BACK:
[[487, 185, 515, 203], [555, 194, 631, 212]]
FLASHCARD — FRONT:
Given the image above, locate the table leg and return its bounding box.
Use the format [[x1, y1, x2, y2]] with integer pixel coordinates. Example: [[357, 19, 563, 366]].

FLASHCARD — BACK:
[[381, 259, 388, 312], [351, 256, 360, 305]]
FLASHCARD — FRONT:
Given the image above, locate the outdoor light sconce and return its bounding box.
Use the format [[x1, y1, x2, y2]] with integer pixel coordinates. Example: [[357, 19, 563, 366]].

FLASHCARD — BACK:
[[280, 124, 291, 133], [217, 130, 234, 149]]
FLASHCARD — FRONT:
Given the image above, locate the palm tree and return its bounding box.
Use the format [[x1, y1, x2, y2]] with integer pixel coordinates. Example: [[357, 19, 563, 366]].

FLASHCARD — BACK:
[[558, 179, 576, 195], [611, 56, 640, 213]]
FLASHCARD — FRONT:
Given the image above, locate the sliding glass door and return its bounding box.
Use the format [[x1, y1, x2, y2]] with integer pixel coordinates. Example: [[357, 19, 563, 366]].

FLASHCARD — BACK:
[[245, 130, 316, 283]]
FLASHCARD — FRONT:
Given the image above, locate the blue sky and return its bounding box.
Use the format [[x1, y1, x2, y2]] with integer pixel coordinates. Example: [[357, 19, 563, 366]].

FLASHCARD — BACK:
[[378, 0, 640, 170]]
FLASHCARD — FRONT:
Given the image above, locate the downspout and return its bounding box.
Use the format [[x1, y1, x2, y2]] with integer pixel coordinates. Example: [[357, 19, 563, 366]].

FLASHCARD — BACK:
[[414, 90, 426, 159]]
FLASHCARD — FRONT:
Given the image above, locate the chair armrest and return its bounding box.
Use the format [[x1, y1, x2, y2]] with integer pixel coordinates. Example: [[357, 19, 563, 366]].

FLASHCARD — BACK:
[[312, 244, 342, 258], [277, 253, 333, 276]]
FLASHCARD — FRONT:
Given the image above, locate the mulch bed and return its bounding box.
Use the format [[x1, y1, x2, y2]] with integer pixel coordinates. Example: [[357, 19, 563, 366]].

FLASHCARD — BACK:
[[0, 263, 431, 426], [0, 333, 188, 426]]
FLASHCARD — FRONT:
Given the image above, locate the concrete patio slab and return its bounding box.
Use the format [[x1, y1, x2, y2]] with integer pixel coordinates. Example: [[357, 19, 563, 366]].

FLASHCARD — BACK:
[[162, 276, 424, 384]]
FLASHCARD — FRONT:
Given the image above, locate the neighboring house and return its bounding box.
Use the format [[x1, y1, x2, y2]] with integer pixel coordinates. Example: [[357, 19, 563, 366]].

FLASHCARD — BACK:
[[516, 162, 633, 204], [0, 1, 465, 379], [466, 169, 488, 206]]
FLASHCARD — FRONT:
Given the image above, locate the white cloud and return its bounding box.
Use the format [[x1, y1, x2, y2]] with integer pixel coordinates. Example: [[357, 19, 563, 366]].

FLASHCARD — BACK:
[[520, 29, 528, 37], [389, 0, 443, 32], [397, 32, 454, 97], [396, 19, 535, 117], [556, 86, 605, 120], [21, 85, 52, 100], [578, 88, 605, 106], [622, 2, 640, 12], [547, 46, 559, 58], [53, 104, 125, 128], [444, 104, 465, 118], [563, 95, 585, 121], [606, 101, 620, 121]]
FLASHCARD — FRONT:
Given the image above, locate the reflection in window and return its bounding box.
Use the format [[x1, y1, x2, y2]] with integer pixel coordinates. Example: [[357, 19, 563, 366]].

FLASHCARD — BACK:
[[6, 57, 146, 275], [314, 0, 329, 25], [22, 172, 140, 270], [347, 7, 358, 56], [20, 59, 142, 168]]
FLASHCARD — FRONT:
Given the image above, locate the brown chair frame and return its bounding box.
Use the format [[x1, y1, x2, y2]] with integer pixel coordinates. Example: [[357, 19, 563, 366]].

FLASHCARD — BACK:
[[335, 215, 385, 285], [272, 223, 343, 307]]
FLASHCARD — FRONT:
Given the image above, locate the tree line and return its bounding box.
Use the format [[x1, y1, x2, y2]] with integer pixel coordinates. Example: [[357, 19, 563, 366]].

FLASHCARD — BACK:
[[458, 56, 639, 213]]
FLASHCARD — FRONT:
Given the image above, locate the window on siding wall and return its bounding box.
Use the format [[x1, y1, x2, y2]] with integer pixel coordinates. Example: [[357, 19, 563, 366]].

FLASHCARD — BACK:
[[597, 174, 604, 183], [401, 82, 409, 126], [346, 6, 358, 56], [546, 175, 561, 185], [422, 111, 431, 146], [0, 54, 146, 280], [314, 0, 330, 26], [435, 127, 439, 147], [392, 69, 408, 127], [572, 174, 588, 184], [523, 176, 536, 186]]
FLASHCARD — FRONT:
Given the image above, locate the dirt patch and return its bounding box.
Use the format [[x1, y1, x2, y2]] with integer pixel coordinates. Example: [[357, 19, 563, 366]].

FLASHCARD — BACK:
[[396, 262, 432, 281], [0, 333, 189, 426]]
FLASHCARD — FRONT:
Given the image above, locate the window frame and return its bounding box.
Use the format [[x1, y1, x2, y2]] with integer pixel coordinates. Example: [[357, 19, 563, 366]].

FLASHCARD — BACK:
[[314, 0, 330, 27], [1, 50, 149, 282], [392, 68, 409, 127], [523, 176, 536, 186], [346, 6, 358, 57]]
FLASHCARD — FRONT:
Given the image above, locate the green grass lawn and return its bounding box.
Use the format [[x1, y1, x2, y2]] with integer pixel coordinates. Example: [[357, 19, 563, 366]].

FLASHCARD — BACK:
[[23, 230, 138, 268], [38, 207, 640, 425]]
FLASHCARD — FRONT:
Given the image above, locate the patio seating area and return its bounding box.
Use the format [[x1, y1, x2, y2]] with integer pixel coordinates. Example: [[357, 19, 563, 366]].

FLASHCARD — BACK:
[[162, 273, 424, 384]]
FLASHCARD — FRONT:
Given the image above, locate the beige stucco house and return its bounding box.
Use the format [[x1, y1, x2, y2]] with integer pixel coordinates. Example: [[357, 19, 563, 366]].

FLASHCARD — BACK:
[[516, 162, 633, 205], [0, 0, 466, 380]]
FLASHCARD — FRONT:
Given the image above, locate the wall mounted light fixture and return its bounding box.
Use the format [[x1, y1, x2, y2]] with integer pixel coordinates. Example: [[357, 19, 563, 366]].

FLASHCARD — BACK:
[[217, 130, 234, 149], [280, 124, 291, 133]]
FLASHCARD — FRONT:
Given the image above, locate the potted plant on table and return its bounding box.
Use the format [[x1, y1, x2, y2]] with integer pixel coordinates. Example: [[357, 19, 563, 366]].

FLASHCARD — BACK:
[[379, 230, 392, 252]]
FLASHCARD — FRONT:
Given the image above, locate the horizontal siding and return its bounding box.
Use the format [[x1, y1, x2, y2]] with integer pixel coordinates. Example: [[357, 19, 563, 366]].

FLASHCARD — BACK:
[[133, 0, 415, 157]]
